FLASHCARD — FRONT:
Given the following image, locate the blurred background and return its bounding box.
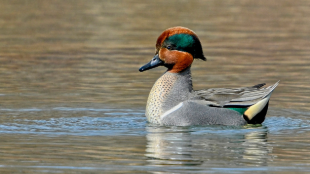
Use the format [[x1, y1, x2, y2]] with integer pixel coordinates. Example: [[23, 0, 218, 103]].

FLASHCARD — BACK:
[[1, 0, 309, 110], [0, 0, 310, 173]]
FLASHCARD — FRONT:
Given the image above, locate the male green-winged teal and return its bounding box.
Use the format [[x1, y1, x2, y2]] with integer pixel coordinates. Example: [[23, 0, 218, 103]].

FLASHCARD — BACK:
[[139, 26, 279, 126]]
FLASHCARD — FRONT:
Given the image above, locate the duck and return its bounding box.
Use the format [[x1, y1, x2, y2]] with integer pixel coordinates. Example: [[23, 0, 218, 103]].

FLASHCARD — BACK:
[[139, 26, 279, 126]]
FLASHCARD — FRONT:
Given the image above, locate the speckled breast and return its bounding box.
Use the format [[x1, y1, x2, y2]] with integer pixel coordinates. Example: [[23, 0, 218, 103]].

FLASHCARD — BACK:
[[145, 73, 177, 124]]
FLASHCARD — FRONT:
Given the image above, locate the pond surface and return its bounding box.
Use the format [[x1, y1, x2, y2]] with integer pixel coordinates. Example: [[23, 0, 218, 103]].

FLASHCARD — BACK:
[[0, 0, 310, 173]]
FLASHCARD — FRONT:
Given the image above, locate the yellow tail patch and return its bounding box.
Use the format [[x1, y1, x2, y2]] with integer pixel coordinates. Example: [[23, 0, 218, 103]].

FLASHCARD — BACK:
[[244, 95, 271, 120]]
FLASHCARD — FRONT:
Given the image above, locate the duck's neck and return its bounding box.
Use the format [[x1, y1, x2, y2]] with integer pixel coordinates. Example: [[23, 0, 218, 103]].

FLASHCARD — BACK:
[[145, 67, 193, 124]]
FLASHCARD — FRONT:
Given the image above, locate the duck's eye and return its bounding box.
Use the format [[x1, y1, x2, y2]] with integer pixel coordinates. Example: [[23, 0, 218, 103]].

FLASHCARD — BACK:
[[167, 46, 172, 50]]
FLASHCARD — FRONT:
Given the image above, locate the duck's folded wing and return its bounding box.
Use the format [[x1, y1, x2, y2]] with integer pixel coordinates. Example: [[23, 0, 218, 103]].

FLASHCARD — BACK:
[[192, 81, 279, 107]]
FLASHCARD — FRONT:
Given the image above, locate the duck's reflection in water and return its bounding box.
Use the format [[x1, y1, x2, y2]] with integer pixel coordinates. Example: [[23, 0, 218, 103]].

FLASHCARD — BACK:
[[145, 126, 201, 166], [241, 130, 272, 165], [145, 125, 273, 167]]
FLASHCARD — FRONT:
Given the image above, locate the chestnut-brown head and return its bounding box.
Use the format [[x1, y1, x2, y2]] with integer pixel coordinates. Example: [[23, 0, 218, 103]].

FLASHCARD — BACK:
[[139, 26, 206, 73]]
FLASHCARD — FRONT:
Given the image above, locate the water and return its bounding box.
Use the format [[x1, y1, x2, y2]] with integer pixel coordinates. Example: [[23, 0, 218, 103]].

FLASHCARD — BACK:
[[0, 0, 310, 173], [1, 108, 310, 173]]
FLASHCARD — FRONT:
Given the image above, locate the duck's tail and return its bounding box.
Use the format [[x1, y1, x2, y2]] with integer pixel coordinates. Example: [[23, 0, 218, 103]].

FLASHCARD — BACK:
[[243, 81, 279, 124]]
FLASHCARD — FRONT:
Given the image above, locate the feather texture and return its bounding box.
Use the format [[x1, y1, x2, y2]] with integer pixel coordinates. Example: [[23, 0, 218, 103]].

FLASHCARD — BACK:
[[191, 81, 279, 108]]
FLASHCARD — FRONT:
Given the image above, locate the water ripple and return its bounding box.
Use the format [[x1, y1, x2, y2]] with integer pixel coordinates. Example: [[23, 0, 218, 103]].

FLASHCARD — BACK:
[[0, 107, 309, 137]]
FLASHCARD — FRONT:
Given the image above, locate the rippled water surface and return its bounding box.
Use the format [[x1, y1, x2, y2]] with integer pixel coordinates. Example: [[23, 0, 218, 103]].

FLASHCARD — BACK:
[[1, 0, 310, 173]]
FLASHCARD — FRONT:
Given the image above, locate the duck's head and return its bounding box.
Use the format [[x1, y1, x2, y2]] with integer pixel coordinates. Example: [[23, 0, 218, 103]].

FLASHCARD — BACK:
[[139, 26, 206, 73]]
